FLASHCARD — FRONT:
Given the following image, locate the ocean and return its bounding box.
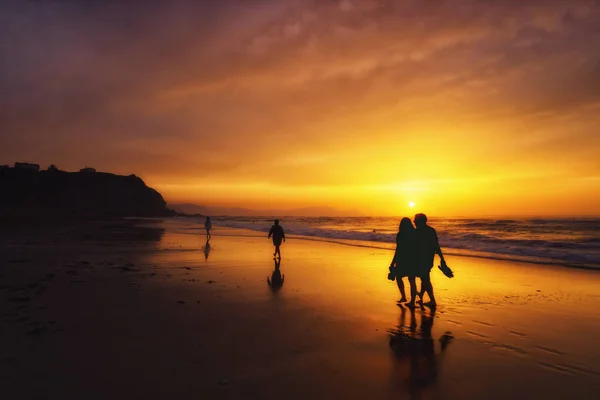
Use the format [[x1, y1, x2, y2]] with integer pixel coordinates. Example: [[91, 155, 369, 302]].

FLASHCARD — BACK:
[[177, 216, 600, 270]]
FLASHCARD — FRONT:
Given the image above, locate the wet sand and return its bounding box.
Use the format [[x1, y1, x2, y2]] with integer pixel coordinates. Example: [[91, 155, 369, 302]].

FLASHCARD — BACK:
[[1, 221, 600, 399]]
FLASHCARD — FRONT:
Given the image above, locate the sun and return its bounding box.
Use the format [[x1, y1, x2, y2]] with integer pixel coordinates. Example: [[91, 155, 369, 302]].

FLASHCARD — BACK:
[[409, 201, 415, 208]]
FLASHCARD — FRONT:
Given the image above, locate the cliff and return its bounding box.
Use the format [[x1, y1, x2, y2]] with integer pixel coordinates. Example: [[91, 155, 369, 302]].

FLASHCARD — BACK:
[[0, 168, 174, 221]]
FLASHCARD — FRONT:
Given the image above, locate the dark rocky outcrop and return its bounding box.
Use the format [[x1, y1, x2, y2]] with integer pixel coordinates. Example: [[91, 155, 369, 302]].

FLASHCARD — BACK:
[[0, 168, 174, 222]]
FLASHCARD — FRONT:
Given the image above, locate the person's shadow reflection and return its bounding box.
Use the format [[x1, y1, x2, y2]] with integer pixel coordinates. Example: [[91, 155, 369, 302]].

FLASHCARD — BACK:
[[267, 258, 284, 292], [202, 239, 211, 261], [388, 305, 453, 398]]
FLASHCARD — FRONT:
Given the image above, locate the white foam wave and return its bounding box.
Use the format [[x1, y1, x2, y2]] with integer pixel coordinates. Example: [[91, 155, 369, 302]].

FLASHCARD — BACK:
[[211, 218, 600, 269], [170, 215, 600, 269]]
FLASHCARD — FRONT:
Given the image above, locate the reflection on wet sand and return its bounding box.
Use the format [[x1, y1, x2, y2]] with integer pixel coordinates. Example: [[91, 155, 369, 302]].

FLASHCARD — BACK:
[[389, 305, 453, 398], [202, 239, 211, 260], [267, 258, 284, 292]]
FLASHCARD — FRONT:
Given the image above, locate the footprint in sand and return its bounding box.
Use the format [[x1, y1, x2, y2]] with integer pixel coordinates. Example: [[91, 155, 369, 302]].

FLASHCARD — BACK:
[[466, 330, 489, 339], [534, 345, 564, 356], [473, 320, 495, 327], [509, 330, 527, 337], [490, 343, 527, 357], [535, 361, 596, 376]]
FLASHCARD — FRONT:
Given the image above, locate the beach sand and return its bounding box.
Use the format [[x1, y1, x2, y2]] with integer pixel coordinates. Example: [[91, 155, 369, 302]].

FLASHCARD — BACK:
[[1, 220, 600, 399]]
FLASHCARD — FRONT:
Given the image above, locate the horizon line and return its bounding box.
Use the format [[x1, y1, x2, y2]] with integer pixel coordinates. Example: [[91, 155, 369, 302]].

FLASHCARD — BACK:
[[175, 212, 600, 219]]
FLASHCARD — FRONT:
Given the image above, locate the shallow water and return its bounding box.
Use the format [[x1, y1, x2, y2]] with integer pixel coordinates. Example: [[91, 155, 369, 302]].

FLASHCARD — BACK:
[[168, 216, 600, 270]]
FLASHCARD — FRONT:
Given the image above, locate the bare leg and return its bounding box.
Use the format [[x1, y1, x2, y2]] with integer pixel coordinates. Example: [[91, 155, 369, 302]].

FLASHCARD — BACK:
[[416, 277, 425, 303], [274, 245, 281, 259], [396, 277, 407, 302], [407, 277, 417, 306], [422, 275, 437, 307]]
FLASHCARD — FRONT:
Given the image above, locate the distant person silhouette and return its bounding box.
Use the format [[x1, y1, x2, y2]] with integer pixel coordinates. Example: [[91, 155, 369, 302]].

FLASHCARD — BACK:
[[389, 217, 419, 305], [267, 258, 284, 292], [203, 239, 211, 260], [268, 219, 286, 259], [204, 216, 212, 240], [389, 305, 453, 397], [414, 213, 447, 308]]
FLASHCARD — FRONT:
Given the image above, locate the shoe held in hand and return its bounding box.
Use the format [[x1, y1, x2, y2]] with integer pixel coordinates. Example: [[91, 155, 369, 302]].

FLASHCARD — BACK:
[[438, 264, 454, 278], [387, 266, 396, 281]]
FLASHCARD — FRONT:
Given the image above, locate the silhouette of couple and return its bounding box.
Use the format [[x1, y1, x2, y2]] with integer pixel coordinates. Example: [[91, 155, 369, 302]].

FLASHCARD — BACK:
[[389, 213, 451, 309]]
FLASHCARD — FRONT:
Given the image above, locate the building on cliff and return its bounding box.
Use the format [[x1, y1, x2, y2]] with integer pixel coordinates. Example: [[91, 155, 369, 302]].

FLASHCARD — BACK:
[[14, 162, 40, 172]]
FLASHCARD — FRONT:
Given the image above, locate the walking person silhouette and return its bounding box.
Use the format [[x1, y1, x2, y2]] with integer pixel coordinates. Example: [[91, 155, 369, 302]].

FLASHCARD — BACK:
[[414, 213, 448, 308], [389, 217, 419, 306], [268, 219, 286, 259], [204, 216, 212, 240]]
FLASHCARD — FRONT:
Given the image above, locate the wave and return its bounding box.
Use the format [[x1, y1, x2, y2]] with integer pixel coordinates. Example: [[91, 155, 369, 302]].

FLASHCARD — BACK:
[[175, 215, 600, 270]]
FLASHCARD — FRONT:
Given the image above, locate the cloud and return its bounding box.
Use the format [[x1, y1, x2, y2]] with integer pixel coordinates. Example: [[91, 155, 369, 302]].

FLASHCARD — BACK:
[[1, 0, 600, 212]]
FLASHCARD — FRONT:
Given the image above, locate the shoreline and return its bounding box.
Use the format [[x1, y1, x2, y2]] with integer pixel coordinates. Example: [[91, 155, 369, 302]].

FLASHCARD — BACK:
[[2, 222, 600, 398], [269, 234, 600, 272], [168, 217, 600, 271]]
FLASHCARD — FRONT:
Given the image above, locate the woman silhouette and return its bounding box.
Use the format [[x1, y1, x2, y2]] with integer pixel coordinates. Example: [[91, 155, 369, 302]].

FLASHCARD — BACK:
[[389, 217, 419, 306]]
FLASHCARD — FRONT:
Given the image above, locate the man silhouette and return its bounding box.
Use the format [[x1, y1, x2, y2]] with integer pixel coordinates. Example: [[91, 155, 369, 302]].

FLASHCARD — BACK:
[[268, 219, 286, 259], [414, 213, 447, 308]]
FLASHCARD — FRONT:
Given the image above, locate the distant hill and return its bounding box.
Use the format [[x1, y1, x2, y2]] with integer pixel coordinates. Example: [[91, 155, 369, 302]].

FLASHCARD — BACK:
[[0, 166, 174, 221], [169, 203, 363, 217]]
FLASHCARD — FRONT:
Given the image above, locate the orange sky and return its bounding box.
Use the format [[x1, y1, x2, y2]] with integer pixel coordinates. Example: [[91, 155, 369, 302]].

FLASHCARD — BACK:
[[1, 1, 600, 216]]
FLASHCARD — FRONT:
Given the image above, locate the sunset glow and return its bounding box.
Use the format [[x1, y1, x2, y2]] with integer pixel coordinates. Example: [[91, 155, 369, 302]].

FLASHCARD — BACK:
[[2, 1, 600, 216]]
